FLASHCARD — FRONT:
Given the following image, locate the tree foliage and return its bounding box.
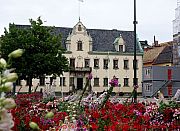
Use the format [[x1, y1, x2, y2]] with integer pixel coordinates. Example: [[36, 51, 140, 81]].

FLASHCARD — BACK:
[[0, 17, 69, 92]]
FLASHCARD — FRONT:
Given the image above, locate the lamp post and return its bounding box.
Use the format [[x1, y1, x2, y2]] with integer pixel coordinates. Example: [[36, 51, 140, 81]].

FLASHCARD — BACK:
[[133, 0, 138, 86], [133, 0, 138, 103]]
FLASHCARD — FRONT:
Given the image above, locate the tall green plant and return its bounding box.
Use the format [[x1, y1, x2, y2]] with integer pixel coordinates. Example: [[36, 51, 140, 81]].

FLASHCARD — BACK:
[[1, 17, 69, 93], [0, 49, 23, 130]]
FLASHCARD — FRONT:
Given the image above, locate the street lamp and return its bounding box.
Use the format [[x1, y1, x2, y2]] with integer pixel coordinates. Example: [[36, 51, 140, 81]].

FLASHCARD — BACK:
[[133, 0, 138, 103], [133, 0, 138, 86]]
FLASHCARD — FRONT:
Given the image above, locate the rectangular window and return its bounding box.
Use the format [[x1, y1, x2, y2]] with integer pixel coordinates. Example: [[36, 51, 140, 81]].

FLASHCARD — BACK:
[[94, 59, 99, 68], [119, 45, 123, 52], [145, 69, 151, 76], [103, 59, 109, 69], [40, 77, 45, 86], [60, 77, 65, 86], [94, 78, 99, 86], [69, 77, 74, 86], [85, 59, 90, 68], [113, 59, 118, 69], [70, 58, 75, 68], [124, 78, 129, 86], [16, 78, 21, 86], [50, 77, 54, 85], [77, 41, 83, 51], [145, 84, 151, 92], [124, 60, 129, 69], [103, 78, 108, 87]]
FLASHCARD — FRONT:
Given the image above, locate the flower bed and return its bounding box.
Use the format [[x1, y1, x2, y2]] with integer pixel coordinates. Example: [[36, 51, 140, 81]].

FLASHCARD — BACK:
[[9, 92, 180, 130]]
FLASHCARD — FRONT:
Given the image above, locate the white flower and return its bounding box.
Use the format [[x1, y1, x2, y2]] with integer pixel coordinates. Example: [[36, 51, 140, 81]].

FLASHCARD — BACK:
[[2, 82, 13, 92], [8, 49, 24, 58], [0, 109, 14, 131], [0, 58, 7, 68], [5, 73, 18, 82], [2, 98, 16, 109]]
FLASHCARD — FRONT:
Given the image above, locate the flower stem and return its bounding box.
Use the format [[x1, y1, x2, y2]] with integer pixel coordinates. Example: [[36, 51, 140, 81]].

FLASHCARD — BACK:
[[99, 86, 113, 109], [78, 79, 89, 106]]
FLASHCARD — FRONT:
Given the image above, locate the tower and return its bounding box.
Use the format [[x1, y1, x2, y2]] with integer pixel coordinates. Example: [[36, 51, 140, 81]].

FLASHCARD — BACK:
[[173, 0, 180, 66]]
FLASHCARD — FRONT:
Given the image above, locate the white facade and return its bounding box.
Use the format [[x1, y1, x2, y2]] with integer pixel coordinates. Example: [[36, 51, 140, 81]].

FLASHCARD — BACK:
[[16, 21, 143, 94], [173, 2, 180, 66]]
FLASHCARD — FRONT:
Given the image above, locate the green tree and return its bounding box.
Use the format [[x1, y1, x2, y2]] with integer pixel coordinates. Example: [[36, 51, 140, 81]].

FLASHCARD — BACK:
[[0, 17, 69, 93]]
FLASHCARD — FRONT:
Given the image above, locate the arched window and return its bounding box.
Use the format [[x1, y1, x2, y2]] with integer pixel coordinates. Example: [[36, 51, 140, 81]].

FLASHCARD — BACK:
[[77, 41, 83, 51]]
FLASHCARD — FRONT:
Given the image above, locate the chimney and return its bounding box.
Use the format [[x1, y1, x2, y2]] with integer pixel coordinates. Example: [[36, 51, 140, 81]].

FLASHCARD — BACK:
[[153, 35, 158, 46]]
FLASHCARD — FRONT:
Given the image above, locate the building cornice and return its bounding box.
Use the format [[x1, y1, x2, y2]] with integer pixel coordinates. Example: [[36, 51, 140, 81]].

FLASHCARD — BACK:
[[88, 51, 143, 56]]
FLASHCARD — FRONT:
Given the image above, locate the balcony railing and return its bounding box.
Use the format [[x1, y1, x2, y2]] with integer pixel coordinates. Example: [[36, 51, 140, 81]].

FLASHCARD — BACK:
[[70, 67, 92, 72]]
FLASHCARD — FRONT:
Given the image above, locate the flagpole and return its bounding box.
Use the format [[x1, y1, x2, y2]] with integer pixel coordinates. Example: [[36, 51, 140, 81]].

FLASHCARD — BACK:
[[78, 0, 80, 20], [78, 0, 83, 21]]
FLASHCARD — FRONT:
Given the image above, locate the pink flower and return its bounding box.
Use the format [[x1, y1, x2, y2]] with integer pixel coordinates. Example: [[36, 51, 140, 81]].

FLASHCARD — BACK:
[[109, 77, 118, 87], [88, 73, 93, 80]]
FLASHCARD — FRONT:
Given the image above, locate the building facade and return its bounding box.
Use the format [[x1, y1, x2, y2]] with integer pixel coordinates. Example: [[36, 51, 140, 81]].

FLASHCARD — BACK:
[[142, 66, 180, 97], [16, 21, 143, 94]]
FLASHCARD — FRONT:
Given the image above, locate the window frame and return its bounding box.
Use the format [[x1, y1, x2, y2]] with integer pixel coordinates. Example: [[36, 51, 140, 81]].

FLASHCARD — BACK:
[[94, 59, 99, 69], [103, 78, 108, 87], [113, 59, 118, 69], [103, 59, 109, 69], [145, 84, 151, 92], [39, 77, 45, 86], [77, 41, 83, 51], [119, 45, 123, 52], [84, 59, 90, 68], [94, 78, 99, 87], [145, 69, 151, 76], [124, 59, 129, 69], [70, 58, 75, 68], [123, 78, 129, 87]]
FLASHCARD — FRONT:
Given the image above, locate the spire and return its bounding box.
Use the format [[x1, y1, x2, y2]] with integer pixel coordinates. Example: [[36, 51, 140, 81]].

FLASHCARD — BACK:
[[78, 0, 84, 22]]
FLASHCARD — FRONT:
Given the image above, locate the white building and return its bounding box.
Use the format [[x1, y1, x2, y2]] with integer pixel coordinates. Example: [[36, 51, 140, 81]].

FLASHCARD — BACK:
[[173, 1, 180, 66], [16, 21, 143, 94]]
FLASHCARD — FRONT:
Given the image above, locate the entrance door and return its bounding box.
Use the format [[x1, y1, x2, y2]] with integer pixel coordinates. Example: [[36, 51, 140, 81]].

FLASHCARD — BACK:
[[77, 78, 83, 90]]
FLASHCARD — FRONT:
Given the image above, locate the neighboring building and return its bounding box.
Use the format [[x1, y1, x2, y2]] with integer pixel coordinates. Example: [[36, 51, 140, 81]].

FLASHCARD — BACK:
[[16, 20, 143, 94], [142, 40, 180, 97], [143, 41, 174, 67], [142, 66, 180, 97]]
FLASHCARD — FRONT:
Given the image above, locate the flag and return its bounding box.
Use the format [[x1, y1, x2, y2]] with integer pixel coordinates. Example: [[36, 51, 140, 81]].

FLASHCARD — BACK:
[[78, 0, 83, 2]]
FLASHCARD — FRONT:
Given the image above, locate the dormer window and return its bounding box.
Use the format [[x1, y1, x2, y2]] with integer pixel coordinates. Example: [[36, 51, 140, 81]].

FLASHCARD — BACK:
[[78, 25, 82, 31], [114, 34, 125, 52], [119, 45, 123, 52], [77, 41, 83, 51]]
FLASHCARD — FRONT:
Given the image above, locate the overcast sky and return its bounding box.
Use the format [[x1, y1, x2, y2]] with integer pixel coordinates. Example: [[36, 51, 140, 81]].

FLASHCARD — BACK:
[[0, 0, 177, 44]]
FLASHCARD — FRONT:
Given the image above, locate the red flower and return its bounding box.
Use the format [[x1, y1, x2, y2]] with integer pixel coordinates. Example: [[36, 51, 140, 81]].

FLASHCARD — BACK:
[[92, 111, 100, 119], [91, 122, 99, 129]]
